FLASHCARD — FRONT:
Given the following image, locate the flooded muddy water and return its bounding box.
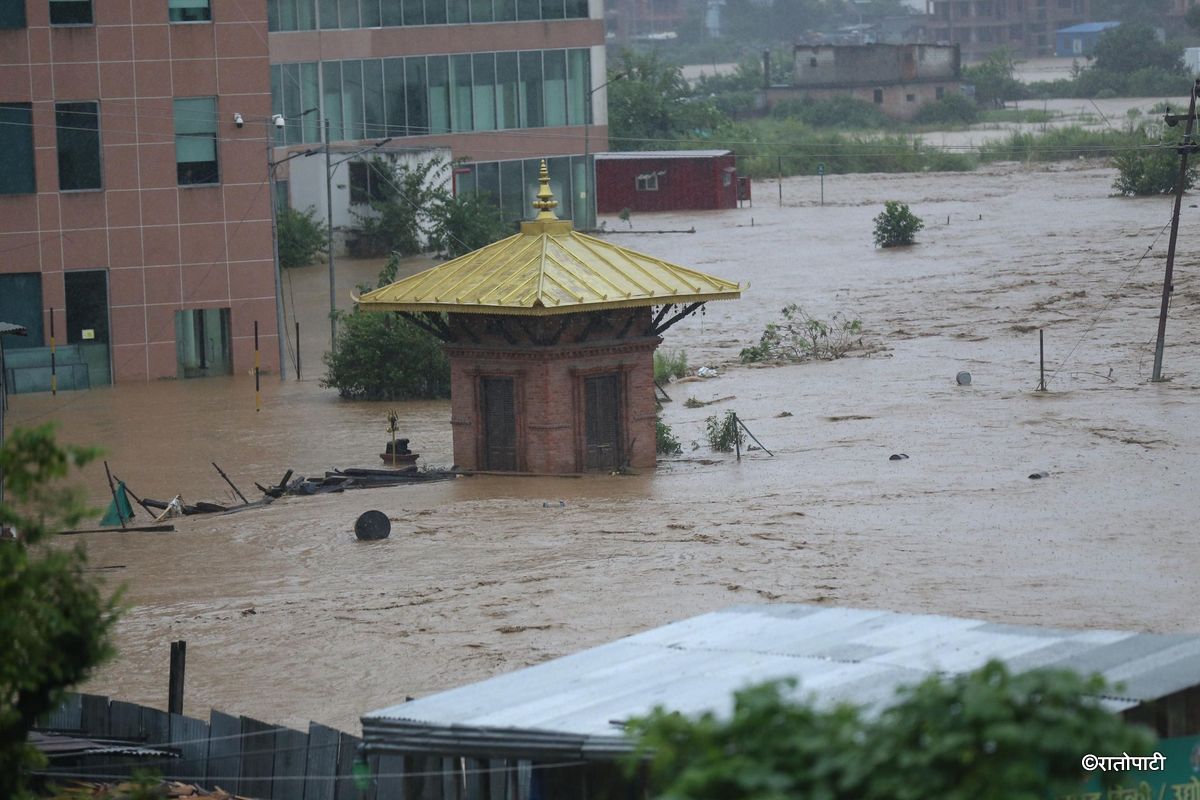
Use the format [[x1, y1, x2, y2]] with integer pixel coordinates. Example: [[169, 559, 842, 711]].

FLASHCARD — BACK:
[[9, 161, 1200, 732]]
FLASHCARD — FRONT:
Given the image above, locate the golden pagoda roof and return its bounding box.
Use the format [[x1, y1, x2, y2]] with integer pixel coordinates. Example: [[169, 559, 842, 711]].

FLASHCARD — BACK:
[[357, 162, 742, 317]]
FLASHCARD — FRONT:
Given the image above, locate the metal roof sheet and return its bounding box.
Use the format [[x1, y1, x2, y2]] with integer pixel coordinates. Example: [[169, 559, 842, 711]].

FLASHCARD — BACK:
[[0, 322, 28, 336], [362, 604, 1199, 759], [357, 164, 742, 317], [1057, 21, 1121, 33], [594, 150, 733, 160]]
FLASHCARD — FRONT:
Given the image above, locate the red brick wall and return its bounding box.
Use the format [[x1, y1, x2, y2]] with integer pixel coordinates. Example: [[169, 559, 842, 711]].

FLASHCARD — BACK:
[[446, 311, 659, 473]]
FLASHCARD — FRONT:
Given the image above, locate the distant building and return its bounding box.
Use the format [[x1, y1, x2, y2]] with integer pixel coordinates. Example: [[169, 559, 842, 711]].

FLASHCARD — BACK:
[[595, 151, 738, 214], [926, 0, 1092, 61], [772, 43, 961, 122], [1055, 21, 1120, 57]]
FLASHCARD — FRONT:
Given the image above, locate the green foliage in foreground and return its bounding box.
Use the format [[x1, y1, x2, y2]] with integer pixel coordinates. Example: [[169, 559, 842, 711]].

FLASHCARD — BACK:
[[0, 425, 121, 800], [628, 661, 1154, 800], [703, 411, 744, 453], [1112, 135, 1198, 196], [655, 419, 683, 456], [873, 201, 924, 248]]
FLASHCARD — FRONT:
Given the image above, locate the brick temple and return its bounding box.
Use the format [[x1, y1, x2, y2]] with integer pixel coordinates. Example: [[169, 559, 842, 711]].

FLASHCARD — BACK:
[[357, 162, 742, 474]]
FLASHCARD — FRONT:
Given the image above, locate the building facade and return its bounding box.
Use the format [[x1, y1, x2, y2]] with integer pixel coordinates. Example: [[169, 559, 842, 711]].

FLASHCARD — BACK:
[[0, 0, 279, 384], [771, 43, 961, 122], [265, 0, 609, 233], [925, 0, 1092, 61]]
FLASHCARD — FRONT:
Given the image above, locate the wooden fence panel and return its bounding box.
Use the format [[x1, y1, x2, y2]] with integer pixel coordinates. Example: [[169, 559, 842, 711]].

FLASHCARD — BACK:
[[109, 701, 143, 740], [169, 712, 209, 782], [271, 727, 308, 800], [333, 732, 362, 800], [240, 716, 276, 799], [303, 722, 341, 800], [207, 710, 242, 794], [80, 694, 110, 737], [43, 692, 82, 730], [375, 753, 405, 800]]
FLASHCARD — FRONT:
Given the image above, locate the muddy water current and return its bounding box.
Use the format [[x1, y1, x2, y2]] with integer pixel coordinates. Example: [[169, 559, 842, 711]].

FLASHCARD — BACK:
[[9, 162, 1200, 732]]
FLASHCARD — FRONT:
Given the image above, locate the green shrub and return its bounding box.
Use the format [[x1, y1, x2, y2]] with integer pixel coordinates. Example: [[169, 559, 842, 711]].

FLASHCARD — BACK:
[[740, 305, 863, 363], [977, 126, 1138, 163], [427, 192, 515, 258], [771, 95, 890, 129], [277, 206, 327, 269], [873, 201, 924, 248], [1112, 137, 1197, 196], [704, 411, 745, 453], [653, 349, 688, 383], [911, 93, 979, 126], [656, 419, 683, 456]]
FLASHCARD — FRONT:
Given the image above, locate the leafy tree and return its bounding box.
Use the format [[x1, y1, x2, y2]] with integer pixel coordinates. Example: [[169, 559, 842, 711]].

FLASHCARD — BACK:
[[427, 192, 514, 259], [351, 157, 446, 257], [629, 661, 1154, 800], [0, 425, 121, 800], [321, 257, 450, 400], [1112, 132, 1198, 195], [1188, 4, 1200, 34], [963, 48, 1025, 108], [912, 92, 979, 126], [276, 205, 327, 269], [873, 200, 924, 247], [1092, 23, 1184, 75], [607, 50, 724, 149]]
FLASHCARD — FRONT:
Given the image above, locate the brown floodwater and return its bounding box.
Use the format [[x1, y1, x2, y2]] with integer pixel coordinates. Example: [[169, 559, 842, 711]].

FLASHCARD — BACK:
[[8, 161, 1200, 732]]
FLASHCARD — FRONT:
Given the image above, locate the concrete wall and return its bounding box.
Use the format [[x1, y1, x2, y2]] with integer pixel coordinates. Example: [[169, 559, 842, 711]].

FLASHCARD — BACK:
[[768, 82, 959, 122], [792, 44, 960, 87]]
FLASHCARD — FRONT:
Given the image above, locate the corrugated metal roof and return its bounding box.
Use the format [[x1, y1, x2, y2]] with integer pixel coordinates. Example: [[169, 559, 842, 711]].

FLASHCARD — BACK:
[[30, 731, 178, 759], [0, 322, 28, 336], [362, 604, 1200, 760], [357, 161, 741, 316], [1057, 21, 1121, 33], [595, 150, 733, 160]]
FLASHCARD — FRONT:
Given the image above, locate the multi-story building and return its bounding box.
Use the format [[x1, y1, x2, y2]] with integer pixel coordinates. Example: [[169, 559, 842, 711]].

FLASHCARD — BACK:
[[0, 0, 279, 384], [0, 0, 607, 386], [926, 0, 1091, 61]]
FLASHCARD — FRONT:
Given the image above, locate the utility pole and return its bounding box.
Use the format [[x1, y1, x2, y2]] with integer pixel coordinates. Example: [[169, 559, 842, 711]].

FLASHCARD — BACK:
[[583, 72, 626, 230], [267, 116, 287, 381], [325, 116, 337, 354], [1152, 78, 1200, 382]]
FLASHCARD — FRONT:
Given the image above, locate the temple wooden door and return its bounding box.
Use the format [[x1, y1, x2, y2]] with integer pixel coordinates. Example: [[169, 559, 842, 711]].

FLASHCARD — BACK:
[[584, 374, 621, 471], [482, 377, 517, 471]]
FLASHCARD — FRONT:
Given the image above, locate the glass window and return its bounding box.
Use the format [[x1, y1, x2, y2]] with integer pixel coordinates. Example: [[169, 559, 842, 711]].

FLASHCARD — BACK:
[[564, 0, 586, 17], [50, 0, 92, 24], [0, 0, 26, 28], [494, 0, 515, 21], [174, 97, 218, 185], [470, 0, 491, 22], [476, 161, 499, 203], [342, 60, 364, 139], [382, 0, 402, 24], [360, 0, 380, 26], [405, 57, 429, 135], [450, 54, 473, 133], [499, 159, 523, 221], [636, 173, 658, 191], [383, 58, 407, 136], [56, 102, 101, 191], [455, 165, 476, 196], [426, 0, 446, 23], [337, 0, 359, 27], [322, 61, 344, 140], [540, 0, 563, 18], [518, 51, 543, 128], [348, 160, 390, 203], [566, 48, 588, 126], [281, 63, 302, 143], [169, 0, 211, 22], [318, 0, 337, 28], [496, 52, 519, 130], [547, 155, 570, 217], [363, 59, 385, 139], [300, 62, 321, 142], [0, 104, 35, 194], [401, 0, 423, 23], [543, 49, 566, 128], [516, 0, 537, 19], [472, 53, 496, 132], [427, 56, 450, 134], [271, 0, 316, 30], [447, 0, 468, 22]]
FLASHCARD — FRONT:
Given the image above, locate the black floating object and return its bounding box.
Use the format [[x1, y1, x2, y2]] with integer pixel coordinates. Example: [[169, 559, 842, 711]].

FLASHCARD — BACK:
[[355, 510, 391, 541], [889, 453, 909, 461], [956, 371, 972, 386], [1028, 471, 1049, 480]]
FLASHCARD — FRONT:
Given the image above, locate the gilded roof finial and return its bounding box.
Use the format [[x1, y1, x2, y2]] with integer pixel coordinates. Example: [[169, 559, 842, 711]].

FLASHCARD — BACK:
[[532, 160, 559, 220]]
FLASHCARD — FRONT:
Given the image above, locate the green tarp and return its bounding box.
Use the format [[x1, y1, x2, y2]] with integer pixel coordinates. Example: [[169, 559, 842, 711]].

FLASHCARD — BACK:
[[99, 481, 134, 527]]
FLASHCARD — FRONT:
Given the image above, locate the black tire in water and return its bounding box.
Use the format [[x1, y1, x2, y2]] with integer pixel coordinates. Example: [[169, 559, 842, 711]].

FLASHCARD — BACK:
[[355, 510, 391, 540]]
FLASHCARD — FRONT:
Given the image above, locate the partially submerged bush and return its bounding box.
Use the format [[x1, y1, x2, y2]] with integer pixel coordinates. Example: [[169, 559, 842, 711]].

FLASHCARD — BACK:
[[704, 411, 744, 453], [1112, 136, 1197, 196], [654, 349, 688, 383], [740, 305, 863, 364], [873, 201, 924, 248], [277, 206, 327, 269], [656, 419, 683, 456]]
